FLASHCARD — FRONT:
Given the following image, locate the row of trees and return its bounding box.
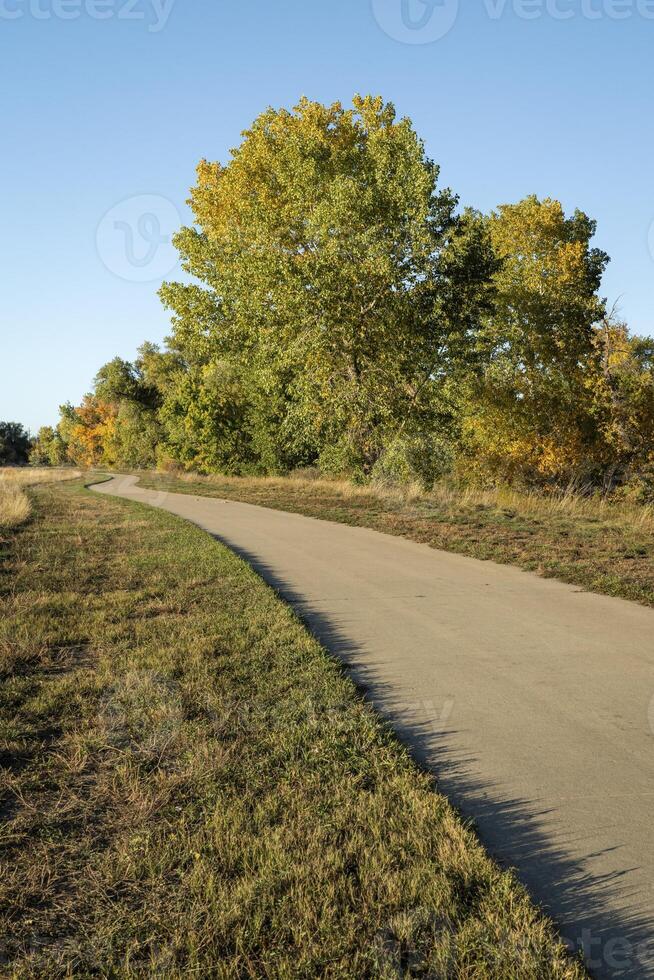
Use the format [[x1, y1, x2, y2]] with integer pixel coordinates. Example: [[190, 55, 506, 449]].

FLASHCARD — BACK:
[[33, 96, 654, 495]]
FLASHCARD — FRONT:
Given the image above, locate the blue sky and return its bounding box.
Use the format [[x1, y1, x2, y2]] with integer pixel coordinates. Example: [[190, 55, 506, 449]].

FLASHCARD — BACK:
[[2, 0, 653, 432]]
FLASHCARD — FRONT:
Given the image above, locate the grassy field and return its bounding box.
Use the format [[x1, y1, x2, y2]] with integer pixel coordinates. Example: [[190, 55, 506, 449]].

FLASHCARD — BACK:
[[135, 471, 654, 608], [0, 467, 81, 530], [0, 478, 584, 977]]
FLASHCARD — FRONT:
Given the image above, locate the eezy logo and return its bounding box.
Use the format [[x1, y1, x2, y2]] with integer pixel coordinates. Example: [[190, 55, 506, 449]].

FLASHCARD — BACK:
[[0, 0, 175, 32]]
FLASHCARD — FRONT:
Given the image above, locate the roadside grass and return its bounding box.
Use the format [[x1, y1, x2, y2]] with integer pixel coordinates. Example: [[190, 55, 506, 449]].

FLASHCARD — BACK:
[[0, 483, 30, 530], [0, 480, 584, 978], [135, 471, 654, 608], [0, 467, 81, 530]]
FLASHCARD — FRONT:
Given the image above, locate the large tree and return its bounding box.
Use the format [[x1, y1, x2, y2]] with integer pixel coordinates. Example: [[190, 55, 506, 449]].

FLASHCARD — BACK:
[[161, 95, 497, 477]]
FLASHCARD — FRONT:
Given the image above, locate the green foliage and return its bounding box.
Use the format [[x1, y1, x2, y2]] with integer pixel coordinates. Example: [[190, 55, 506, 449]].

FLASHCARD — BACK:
[[371, 433, 455, 490], [0, 422, 31, 466], [93, 355, 160, 410], [157, 362, 256, 474], [58, 346, 173, 469], [30, 426, 67, 466], [589, 316, 654, 492], [462, 196, 613, 487], [161, 95, 497, 476], [39, 100, 654, 494], [110, 403, 161, 470]]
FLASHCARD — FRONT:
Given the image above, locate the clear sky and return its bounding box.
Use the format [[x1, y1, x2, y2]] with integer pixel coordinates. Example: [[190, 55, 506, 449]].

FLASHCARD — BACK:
[[2, 0, 653, 433]]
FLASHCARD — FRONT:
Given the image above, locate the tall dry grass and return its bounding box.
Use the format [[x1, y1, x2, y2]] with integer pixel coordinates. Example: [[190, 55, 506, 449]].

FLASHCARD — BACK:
[[428, 482, 654, 532], [0, 482, 31, 528], [0, 468, 81, 529], [162, 468, 425, 504], [154, 467, 654, 531]]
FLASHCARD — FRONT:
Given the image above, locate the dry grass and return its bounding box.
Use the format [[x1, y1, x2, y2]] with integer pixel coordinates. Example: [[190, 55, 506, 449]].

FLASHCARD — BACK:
[[171, 468, 381, 497], [0, 468, 81, 529], [163, 468, 428, 508], [0, 466, 81, 487], [0, 479, 585, 977], [0, 482, 31, 529], [155, 469, 654, 529], [428, 483, 654, 533]]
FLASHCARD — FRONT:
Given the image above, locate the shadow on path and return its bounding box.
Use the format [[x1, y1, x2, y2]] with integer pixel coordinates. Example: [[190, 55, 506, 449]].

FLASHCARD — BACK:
[[213, 530, 654, 980]]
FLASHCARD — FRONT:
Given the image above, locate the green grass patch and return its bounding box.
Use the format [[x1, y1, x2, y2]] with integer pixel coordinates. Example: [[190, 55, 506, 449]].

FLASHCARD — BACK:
[[0, 481, 583, 977], [135, 471, 654, 608]]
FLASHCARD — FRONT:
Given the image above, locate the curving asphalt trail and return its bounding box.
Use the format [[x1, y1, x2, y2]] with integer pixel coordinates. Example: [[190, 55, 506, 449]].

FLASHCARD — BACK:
[[93, 475, 654, 978]]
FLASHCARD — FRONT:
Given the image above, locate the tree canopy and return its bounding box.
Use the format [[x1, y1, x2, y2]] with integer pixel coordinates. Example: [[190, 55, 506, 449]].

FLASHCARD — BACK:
[[36, 96, 654, 498], [160, 95, 497, 477]]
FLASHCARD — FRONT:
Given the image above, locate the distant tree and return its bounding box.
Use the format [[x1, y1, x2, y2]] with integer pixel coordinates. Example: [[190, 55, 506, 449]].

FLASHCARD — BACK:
[[56, 403, 78, 457], [62, 397, 117, 468], [136, 342, 186, 400], [0, 421, 31, 466], [89, 351, 166, 468], [30, 426, 68, 466], [108, 402, 161, 470], [58, 346, 174, 470]]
